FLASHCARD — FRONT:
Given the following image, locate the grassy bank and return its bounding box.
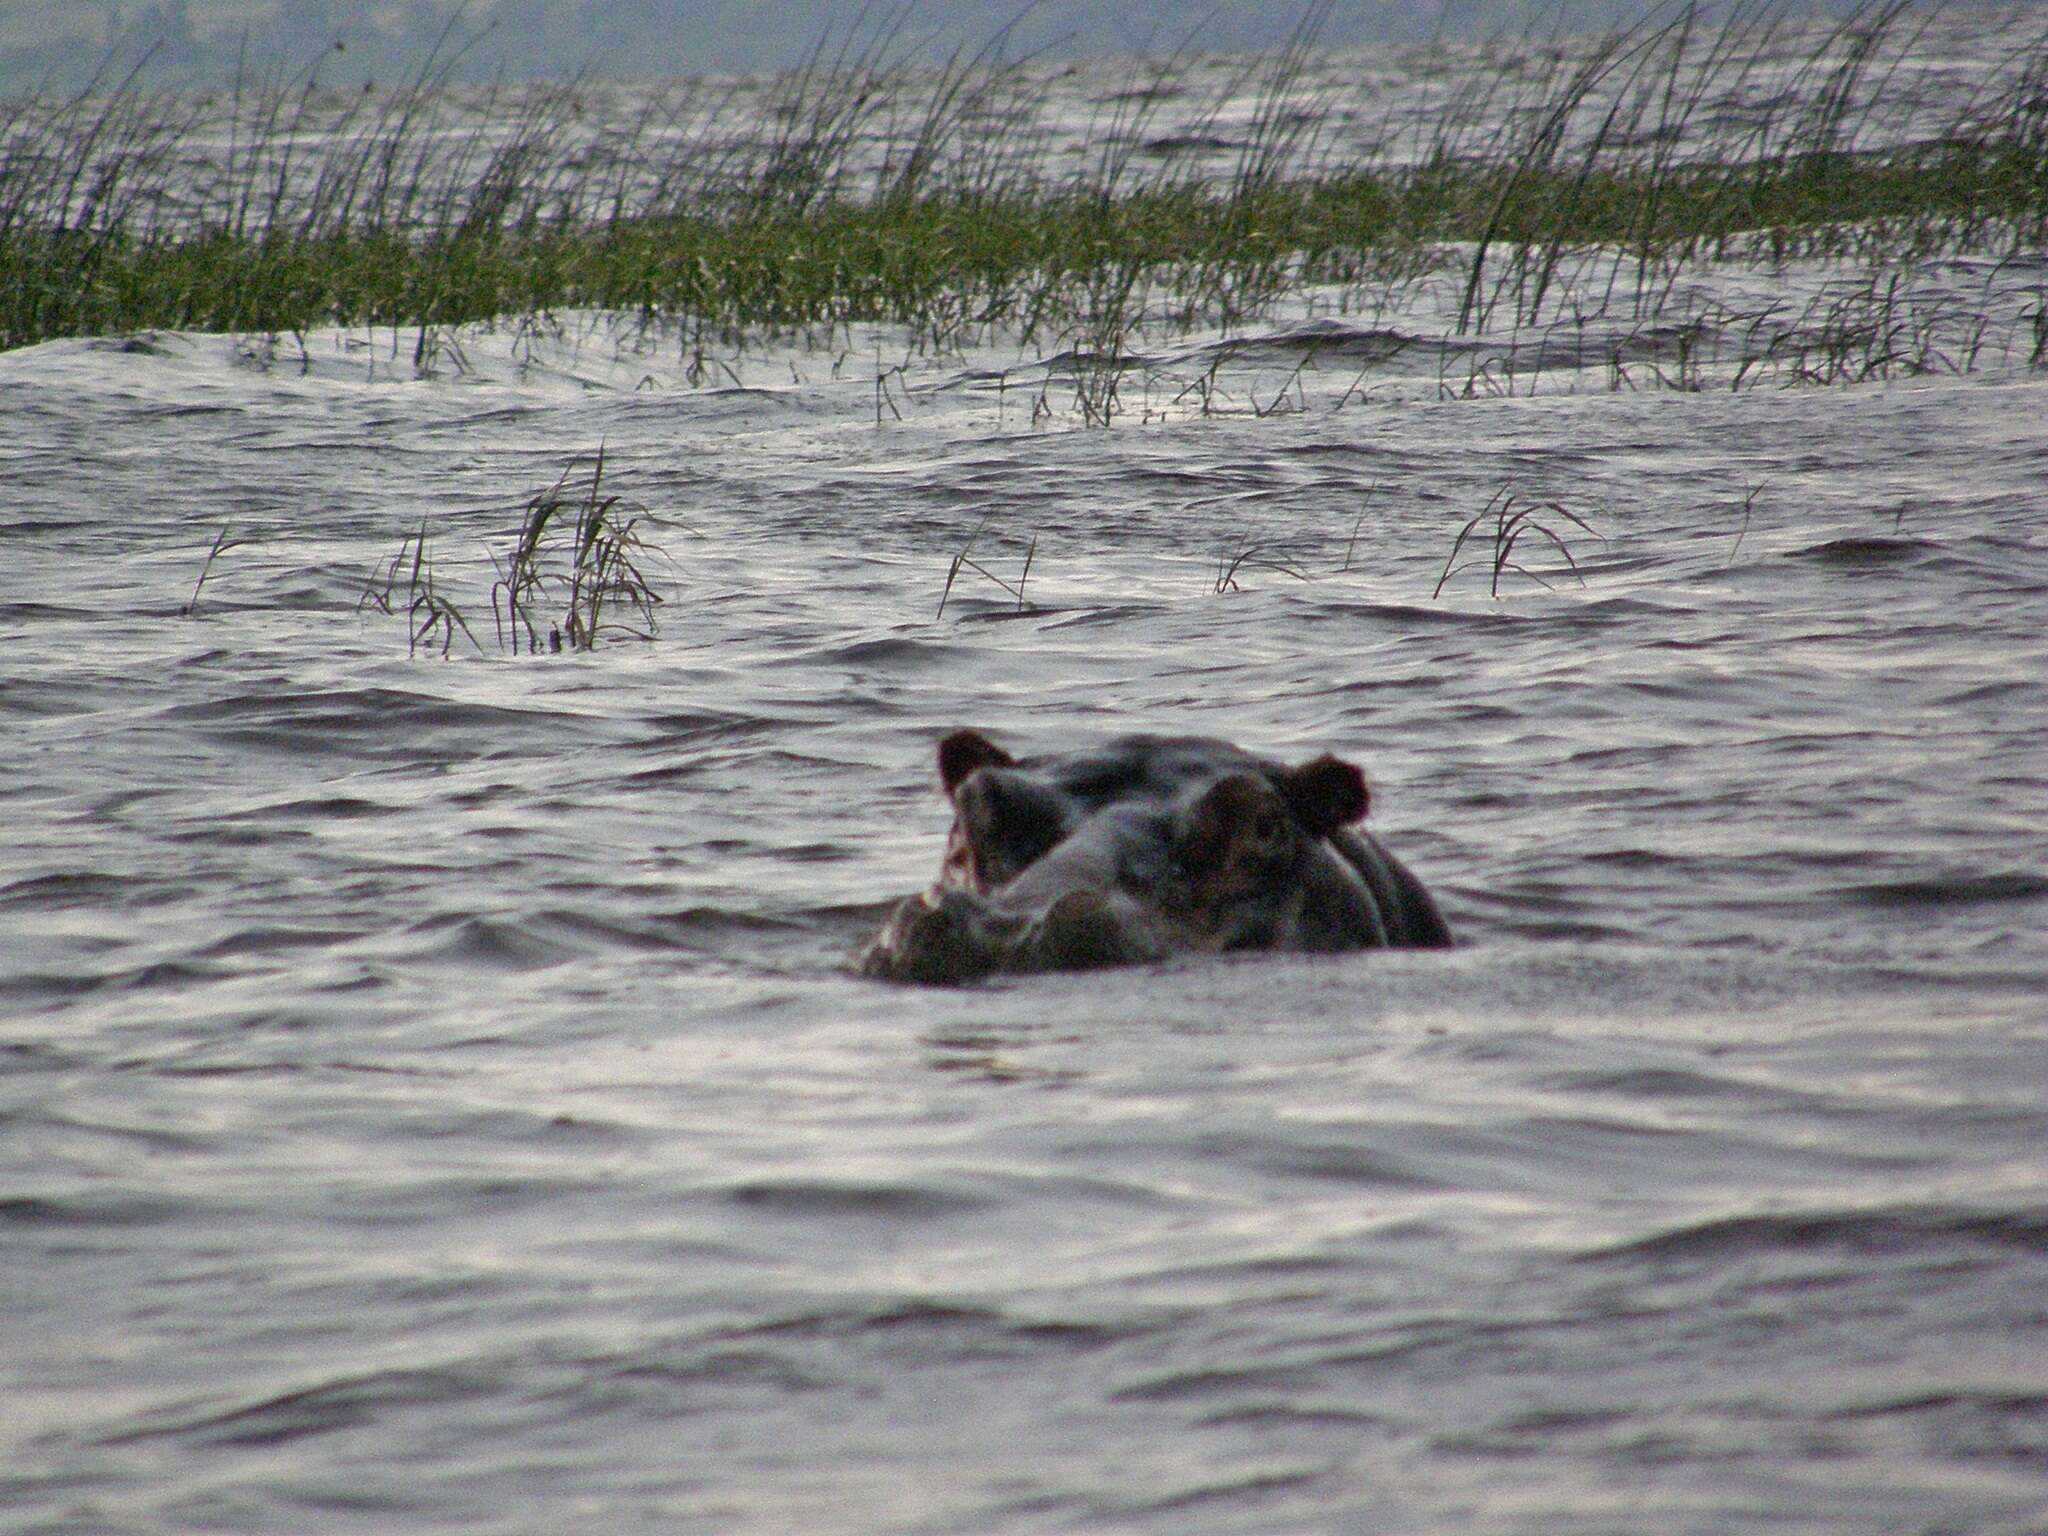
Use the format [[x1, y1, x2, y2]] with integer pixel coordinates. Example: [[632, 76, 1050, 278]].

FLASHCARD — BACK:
[[4, 2, 2046, 357]]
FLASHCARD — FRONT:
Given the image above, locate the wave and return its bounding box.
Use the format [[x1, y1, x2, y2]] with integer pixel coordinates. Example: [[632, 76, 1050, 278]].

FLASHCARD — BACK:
[[1592, 1204, 2048, 1263]]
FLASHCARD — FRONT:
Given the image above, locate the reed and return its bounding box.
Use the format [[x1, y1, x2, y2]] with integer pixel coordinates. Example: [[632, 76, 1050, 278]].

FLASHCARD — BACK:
[[1213, 534, 1313, 595], [938, 521, 1037, 618], [355, 448, 676, 656], [1433, 488, 1599, 599], [491, 445, 669, 651], [181, 522, 243, 616], [1726, 481, 1766, 564], [358, 520, 480, 657], [1340, 485, 1382, 572]]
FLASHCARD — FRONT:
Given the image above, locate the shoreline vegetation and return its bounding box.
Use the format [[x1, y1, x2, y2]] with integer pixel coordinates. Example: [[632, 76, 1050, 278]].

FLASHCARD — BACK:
[[3, 2, 2045, 365]]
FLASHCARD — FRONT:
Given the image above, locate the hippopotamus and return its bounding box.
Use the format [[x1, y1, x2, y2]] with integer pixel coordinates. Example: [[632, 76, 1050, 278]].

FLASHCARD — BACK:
[[860, 730, 1452, 983]]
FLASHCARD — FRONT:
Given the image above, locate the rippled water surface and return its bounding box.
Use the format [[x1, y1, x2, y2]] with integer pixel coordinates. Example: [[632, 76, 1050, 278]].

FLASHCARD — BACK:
[[7, 49, 2048, 1536]]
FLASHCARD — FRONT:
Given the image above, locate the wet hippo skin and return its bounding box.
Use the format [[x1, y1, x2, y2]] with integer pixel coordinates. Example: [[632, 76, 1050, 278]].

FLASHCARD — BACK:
[[861, 730, 1452, 983]]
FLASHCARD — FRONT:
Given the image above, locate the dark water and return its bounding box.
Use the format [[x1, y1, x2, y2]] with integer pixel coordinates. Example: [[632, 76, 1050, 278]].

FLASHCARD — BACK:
[[6, 33, 2048, 1535]]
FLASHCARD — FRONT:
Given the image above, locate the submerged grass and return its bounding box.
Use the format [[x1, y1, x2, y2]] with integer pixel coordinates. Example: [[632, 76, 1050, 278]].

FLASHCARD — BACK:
[[3, 1, 2045, 383]]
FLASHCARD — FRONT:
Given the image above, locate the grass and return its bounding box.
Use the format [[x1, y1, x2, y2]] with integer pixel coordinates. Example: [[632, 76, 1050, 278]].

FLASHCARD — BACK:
[[1186, 480, 1595, 601], [1433, 489, 1599, 599], [180, 522, 243, 616], [357, 448, 678, 655], [1214, 534, 1314, 594], [8, 140, 2040, 354], [491, 446, 671, 652], [938, 520, 1037, 618], [358, 519, 481, 657], [3, 2, 2045, 398]]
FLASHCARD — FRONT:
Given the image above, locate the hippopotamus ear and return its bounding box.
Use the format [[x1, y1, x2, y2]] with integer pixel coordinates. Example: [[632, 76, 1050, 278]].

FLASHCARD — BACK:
[[1278, 754, 1370, 836], [937, 729, 1017, 799]]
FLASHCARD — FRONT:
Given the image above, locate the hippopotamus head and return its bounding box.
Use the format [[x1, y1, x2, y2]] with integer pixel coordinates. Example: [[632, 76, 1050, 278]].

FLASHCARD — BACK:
[[860, 730, 1451, 983]]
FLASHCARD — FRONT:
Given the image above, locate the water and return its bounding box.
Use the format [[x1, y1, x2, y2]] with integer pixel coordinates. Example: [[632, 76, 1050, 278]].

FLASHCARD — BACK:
[[6, 24, 2048, 1536], [16, 4, 2043, 239]]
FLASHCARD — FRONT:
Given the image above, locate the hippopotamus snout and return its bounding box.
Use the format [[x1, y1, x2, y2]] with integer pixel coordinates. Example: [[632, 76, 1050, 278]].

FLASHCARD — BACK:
[[861, 730, 1452, 984]]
